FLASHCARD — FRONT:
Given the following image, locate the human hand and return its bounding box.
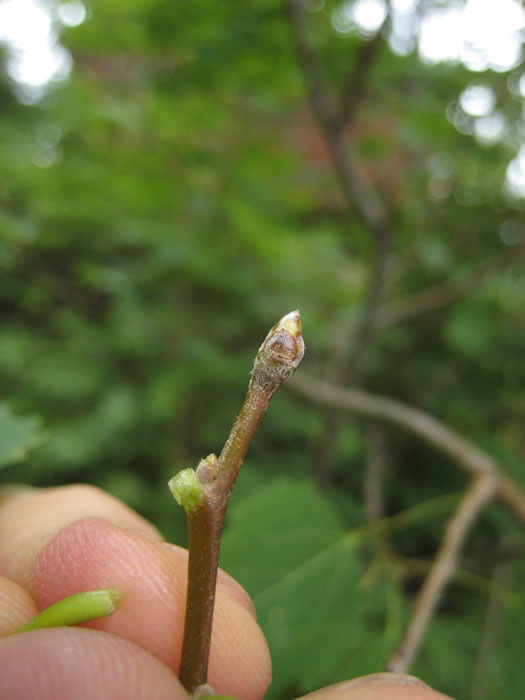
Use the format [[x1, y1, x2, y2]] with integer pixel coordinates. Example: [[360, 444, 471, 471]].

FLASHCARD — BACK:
[[0, 485, 453, 700]]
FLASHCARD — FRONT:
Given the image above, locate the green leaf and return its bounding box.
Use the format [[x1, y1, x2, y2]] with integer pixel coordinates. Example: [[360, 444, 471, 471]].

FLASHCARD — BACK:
[[0, 403, 45, 468], [221, 479, 389, 697]]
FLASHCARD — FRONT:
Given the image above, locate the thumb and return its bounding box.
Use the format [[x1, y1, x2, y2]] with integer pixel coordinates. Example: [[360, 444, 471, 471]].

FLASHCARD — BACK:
[[297, 673, 455, 700]]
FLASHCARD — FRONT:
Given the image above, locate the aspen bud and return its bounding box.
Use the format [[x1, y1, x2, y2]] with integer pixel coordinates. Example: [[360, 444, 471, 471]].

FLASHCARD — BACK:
[[250, 310, 305, 390]]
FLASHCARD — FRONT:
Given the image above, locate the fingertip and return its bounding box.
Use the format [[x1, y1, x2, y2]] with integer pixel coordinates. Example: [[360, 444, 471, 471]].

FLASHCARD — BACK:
[[32, 517, 271, 700], [161, 545, 270, 699], [32, 516, 186, 667], [165, 545, 257, 619], [210, 586, 271, 700], [299, 674, 454, 700], [0, 576, 38, 637], [216, 567, 257, 620], [0, 485, 163, 586], [0, 627, 187, 700]]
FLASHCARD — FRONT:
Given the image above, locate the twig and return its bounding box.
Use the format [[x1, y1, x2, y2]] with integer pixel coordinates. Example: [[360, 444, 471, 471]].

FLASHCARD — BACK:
[[288, 0, 393, 487], [288, 374, 525, 526], [387, 474, 496, 673], [287, 0, 338, 130], [376, 244, 525, 329], [287, 0, 390, 233], [362, 422, 402, 569], [364, 422, 387, 522], [345, 226, 390, 382], [339, 28, 387, 125], [470, 539, 514, 700], [170, 311, 305, 693]]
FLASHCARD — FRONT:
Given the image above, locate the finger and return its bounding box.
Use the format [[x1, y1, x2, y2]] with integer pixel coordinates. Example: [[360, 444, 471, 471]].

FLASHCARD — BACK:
[[0, 485, 163, 585], [0, 485, 270, 698], [0, 576, 38, 636], [0, 627, 187, 700], [299, 674, 454, 700], [32, 517, 271, 700]]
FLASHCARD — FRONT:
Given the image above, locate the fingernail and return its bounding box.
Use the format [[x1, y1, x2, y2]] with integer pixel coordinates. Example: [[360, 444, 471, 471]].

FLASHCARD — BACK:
[[337, 673, 432, 690]]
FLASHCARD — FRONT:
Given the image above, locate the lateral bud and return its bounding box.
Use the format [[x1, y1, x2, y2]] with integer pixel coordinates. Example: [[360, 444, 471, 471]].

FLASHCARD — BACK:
[[196, 453, 219, 484], [168, 468, 204, 512]]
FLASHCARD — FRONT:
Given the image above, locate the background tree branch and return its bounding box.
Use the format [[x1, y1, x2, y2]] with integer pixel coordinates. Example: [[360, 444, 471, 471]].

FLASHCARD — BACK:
[[288, 0, 394, 488], [288, 374, 525, 526], [376, 243, 525, 329], [387, 474, 496, 673]]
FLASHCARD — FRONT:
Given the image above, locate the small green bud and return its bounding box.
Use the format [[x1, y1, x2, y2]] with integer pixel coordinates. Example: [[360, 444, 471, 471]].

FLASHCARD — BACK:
[[169, 468, 204, 512]]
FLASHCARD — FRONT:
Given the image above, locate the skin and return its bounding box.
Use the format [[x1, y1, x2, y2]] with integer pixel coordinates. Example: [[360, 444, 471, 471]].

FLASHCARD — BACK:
[[0, 485, 454, 700]]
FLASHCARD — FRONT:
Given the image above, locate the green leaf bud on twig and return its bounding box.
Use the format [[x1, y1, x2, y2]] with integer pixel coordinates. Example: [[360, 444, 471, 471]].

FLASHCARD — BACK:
[[15, 588, 124, 633], [169, 468, 205, 512]]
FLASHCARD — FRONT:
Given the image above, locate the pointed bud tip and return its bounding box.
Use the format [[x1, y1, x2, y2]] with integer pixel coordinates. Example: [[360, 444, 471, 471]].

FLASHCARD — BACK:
[[277, 310, 301, 335], [196, 453, 218, 485], [252, 310, 305, 388]]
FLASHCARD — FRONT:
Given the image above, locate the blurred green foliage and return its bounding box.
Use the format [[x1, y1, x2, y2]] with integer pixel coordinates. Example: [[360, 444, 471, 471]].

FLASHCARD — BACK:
[[1, 1, 525, 697], [0, 403, 44, 467], [221, 478, 396, 695]]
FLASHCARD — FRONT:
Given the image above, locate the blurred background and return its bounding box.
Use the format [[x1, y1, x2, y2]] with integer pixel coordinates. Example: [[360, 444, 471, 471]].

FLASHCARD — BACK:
[[1, 1, 525, 698]]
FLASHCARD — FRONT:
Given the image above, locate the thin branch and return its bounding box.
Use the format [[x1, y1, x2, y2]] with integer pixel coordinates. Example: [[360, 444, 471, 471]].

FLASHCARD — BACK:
[[362, 422, 401, 566], [345, 225, 391, 382], [289, 0, 395, 384], [288, 0, 394, 484], [288, 0, 393, 395], [376, 244, 525, 329], [377, 278, 469, 328], [288, 0, 390, 233], [364, 422, 388, 522], [287, 0, 339, 130], [180, 384, 274, 691], [288, 374, 525, 526], [173, 312, 305, 693], [387, 474, 496, 673], [470, 540, 513, 700], [339, 28, 387, 125], [329, 126, 390, 232], [338, 0, 391, 128], [179, 499, 223, 692]]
